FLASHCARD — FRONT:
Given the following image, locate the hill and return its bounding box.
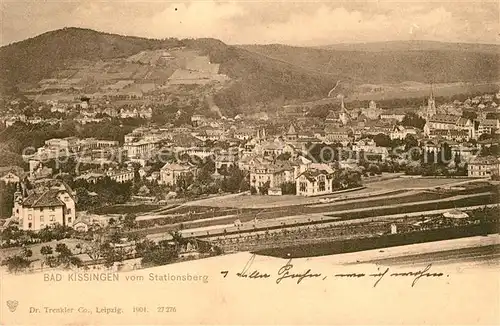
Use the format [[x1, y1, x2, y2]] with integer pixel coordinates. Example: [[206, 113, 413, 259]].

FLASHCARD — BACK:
[[316, 40, 500, 54], [0, 28, 339, 112], [0, 28, 185, 92], [238, 43, 500, 85], [1, 28, 498, 113]]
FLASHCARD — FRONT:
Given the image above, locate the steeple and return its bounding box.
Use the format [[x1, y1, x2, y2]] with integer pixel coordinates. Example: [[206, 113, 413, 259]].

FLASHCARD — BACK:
[[427, 83, 437, 119], [14, 182, 23, 203], [339, 95, 350, 126]]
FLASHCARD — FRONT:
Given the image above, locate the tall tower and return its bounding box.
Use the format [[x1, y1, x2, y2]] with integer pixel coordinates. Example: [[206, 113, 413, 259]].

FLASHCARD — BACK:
[[427, 84, 437, 118], [12, 182, 23, 219], [339, 96, 350, 126]]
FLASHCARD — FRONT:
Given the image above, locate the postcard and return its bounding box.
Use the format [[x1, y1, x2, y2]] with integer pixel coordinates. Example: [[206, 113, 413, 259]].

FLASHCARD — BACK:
[[0, 0, 499, 325]]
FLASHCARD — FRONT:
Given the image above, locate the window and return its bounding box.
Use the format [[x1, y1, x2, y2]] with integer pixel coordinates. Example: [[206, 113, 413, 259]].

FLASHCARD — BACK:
[[67, 208, 72, 215], [28, 214, 32, 220], [28, 223, 32, 229], [40, 216, 44, 222], [50, 215, 55, 221], [299, 182, 307, 192], [39, 208, 44, 212], [51, 207, 55, 211], [68, 217, 72, 223], [319, 181, 325, 192]]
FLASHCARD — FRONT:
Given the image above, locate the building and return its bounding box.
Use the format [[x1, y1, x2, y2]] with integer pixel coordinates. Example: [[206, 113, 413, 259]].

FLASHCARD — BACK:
[[159, 163, 197, 186], [106, 168, 134, 183], [352, 139, 390, 160], [296, 168, 334, 196], [477, 119, 500, 137], [380, 113, 406, 122], [123, 140, 160, 160], [424, 114, 475, 140], [390, 125, 419, 140], [215, 151, 238, 174], [250, 164, 292, 194], [44, 137, 80, 153], [0, 166, 25, 184], [13, 184, 76, 231], [467, 156, 500, 178], [324, 126, 352, 145], [361, 100, 383, 120], [285, 124, 298, 141], [426, 87, 437, 119]]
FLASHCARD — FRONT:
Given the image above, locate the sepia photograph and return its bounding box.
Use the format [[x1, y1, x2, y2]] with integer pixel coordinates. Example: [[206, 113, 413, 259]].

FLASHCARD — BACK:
[[0, 0, 499, 325]]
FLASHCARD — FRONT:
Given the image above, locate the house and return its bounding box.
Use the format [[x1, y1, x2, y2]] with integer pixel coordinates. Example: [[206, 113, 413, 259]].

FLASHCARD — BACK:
[[0, 166, 25, 184], [123, 140, 160, 160], [390, 125, 419, 140], [215, 151, 238, 174], [75, 172, 105, 184], [428, 129, 470, 142], [296, 168, 334, 196], [380, 113, 405, 122], [234, 128, 257, 141], [352, 139, 390, 160], [159, 163, 197, 186], [250, 164, 292, 194], [467, 156, 500, 178], [477, 119, 500, 137], [13, 184, 76, 231], [324, 126, 352, 145], [237, 154, 272, 171], [424, 114, 475, 140], [106, 168, 135, 183]]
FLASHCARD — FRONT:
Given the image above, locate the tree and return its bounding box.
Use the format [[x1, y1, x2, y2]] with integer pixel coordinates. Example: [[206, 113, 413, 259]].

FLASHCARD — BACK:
[[258, 181, 271, 195], [21, 247, 33, 258], [0, 182, 16, 218], [372, 133, 391, 148], [123, 214, 137, 229], [40, 245, 53, 257], [280, 181, 296, 195], [1, 255, 31, 273], [176, 172, 194, 194], [401, 112, 426, 129]]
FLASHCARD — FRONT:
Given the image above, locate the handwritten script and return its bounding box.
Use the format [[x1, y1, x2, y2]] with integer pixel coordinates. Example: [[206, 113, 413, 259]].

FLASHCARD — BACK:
[[221, 254, 448, 287]]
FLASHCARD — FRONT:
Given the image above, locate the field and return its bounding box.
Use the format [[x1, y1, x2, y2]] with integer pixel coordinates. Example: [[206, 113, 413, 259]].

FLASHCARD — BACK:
[[186, 177, 476, 209], [365, 177, 474, 190], [0, 238, 90, 261]]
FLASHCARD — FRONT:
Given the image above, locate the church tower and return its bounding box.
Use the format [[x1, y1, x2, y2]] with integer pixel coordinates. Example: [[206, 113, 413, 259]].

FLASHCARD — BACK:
[[12, 182, 23, 219], [339, 96, 350, 126], [427, 84, 437, 119]]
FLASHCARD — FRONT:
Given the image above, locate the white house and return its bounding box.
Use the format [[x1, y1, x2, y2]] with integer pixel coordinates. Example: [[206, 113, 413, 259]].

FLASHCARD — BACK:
[[467, 156, 500, 178], [296, 168, 334, 196], [13, 184, 76, 231], [159, 163, 197, 186]]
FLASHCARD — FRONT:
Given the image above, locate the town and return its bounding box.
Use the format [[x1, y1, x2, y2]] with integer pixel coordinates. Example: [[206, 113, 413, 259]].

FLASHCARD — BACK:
[[1, 84, 499, 273]]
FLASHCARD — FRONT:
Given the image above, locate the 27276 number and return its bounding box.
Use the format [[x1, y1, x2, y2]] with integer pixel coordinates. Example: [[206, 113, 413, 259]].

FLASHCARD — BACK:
[[157, 306, 176, 313]]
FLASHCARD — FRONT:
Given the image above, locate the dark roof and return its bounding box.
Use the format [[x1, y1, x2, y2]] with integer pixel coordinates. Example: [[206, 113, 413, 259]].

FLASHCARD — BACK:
[[297, 169, 332, 182], [23, 189, 65, 208], [428, 114, 460, 124]]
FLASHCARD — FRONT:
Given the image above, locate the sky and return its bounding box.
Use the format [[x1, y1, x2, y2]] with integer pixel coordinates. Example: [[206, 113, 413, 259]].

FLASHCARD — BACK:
[[1, 0, 499, 46]]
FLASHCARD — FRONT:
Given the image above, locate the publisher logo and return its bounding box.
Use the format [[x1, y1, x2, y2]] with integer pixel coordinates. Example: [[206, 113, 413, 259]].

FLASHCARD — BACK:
[[7, 300, 19, 312]]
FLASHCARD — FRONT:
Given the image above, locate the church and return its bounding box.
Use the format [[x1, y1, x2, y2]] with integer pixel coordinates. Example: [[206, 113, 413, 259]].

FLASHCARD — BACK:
[[423, 88, 475, 141]]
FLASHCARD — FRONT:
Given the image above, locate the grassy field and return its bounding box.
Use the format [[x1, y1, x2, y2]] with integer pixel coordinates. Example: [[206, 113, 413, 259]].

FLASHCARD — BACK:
[[185, 178, 475, 209], [92, 204, 163, 215], [365, 177, 472, 190]]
